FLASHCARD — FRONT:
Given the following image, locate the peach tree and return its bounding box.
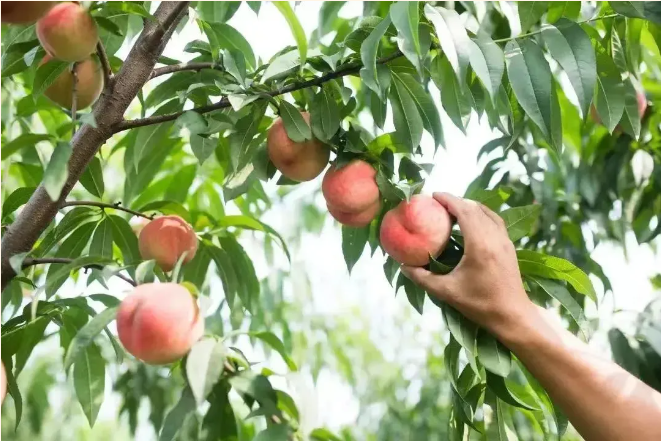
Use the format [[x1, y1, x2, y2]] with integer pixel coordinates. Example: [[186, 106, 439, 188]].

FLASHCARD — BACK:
[[1, 1, 661, 439]]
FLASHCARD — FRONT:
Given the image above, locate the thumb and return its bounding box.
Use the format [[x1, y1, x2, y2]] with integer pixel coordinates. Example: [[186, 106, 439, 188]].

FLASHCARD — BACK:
[[400, 265, 454, 302]]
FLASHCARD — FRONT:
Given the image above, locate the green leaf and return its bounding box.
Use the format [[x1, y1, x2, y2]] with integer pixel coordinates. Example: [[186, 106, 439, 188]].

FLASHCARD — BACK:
[[310, 86, 340, 141], [431, 55, 471, 134], [389, 72, 423, 152], [487, 372, 538, 410], [219, 236, 259, 312], [398, 273, 425, 314], [342, 225, 369, 273], [108, 215, 140, 265], [542, 19, 596, 118], [424, 4, 471, 83], [619, 77, 642, 139], [1, 133, 52, 160], [505, 39, 562, 153], [190, 134, 217, 165], [227, 93, 260, 111], [159, 386, 197, 441], [443, 306, 478, 356], [477, 330, 512, 377], [197, 1, 240, 23], [547, 1, 581, 23], [44, 141, 73, 201], [279, 100, 311, 142], [273, 2, 307, 71], [137, 200, 191, 223], [261, 49, 300, 83], [610, 2, 661, 25], [608, 328, 640, 376], [468, 36, 505, 101], [175, 111, 208, 136], [368, 89, 387, 129], [390, 1, 424, 78], [518, 1, 548, 33], [465, 186, 511, 211], [33, 58, 68, 98], [359, 16, 392, 97], [530, 277, 587, 336], [251, 331, 298, 371], [46, 256, 115, 298], [73, 342, 106, 427], [182, 243, 211, 288], [129, 100, 182, 173], [229, 101, 267, 170], [392, 71, 444, 149], [593, 49, 625, 133], [135, 260, 156, 285], [186, 338, 226, 404], [64, 307, 118, 371], [90, 218, 114, 259], [203, 22, 255, 69], [517, 250, 597, 303], [499, 205, 541, 242], [3, 362, 23, 430], [79, 156, 105, 198], [1, 187, 36, 219], [201, 381, 237, 440], [255, 425, 290, 441]]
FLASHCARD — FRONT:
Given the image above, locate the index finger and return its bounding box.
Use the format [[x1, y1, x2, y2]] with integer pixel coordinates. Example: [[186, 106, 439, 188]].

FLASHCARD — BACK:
[[432, 192, 496, 247]]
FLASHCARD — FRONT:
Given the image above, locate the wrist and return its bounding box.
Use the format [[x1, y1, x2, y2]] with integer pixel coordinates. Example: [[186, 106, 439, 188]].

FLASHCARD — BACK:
[[489, 297, 543, 350]]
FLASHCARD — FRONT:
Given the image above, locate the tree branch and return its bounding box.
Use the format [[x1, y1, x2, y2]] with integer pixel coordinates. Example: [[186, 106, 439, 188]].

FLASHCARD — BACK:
[[1, 1, 191, 291], [22, 257, 137, 287], [96, 41, 113, 86], [115, 50, 404, 132], [60, 201, 155, 220], [149, 62, 221, 80]]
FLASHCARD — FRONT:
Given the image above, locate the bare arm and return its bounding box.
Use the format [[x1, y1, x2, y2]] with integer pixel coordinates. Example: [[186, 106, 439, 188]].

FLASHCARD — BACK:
[[402, 193, 661, 441]]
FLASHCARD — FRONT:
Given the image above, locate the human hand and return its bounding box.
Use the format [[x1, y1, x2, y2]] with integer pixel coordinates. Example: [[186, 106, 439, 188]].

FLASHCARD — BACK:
[[400, 193, 534, 342]]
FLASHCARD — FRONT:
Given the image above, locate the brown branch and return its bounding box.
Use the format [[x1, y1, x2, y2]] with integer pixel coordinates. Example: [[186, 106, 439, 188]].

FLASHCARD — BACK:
[[96, 41, 113, 86], [1, 1, 191, 291], [115, 49, 405, 132], [149, 62, 221, 80], [71, 62, 78, 137], [22, 257, 137, 287], [60, 201, 155, 220]]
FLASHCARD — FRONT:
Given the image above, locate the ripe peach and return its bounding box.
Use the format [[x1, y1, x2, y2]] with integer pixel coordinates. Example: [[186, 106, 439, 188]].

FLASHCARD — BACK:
[[117, 283, 204, 365], [41, 55, 103, 110], [139, 216, 198, 272], [37, 2, 98, 62], [380, 194, 452, 266], [1, 1, 53, 24], [1, 361, 6, 404], [267, 112, 330, 182], [322, 160, 381, 227]]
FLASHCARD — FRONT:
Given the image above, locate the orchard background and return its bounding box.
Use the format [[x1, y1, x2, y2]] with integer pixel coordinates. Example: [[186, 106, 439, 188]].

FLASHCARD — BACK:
[[1, 1, 661, 440]]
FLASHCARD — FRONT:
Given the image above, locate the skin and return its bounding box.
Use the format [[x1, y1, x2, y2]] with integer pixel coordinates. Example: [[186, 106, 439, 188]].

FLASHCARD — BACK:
[[322, 160, 380, 227], [1, 1, 54, 24], [116, 283, 204, 365], [37, 2, 99, 62], [402, 193, 661, 441], [139, 215, 198, 272], [42, 55, 103, 110], [380, 194, 452, 266], [267, 112, 330, 182]]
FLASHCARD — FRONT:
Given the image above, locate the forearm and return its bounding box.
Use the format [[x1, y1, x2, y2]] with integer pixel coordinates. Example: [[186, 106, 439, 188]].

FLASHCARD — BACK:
[[499, 305, 661, 441]]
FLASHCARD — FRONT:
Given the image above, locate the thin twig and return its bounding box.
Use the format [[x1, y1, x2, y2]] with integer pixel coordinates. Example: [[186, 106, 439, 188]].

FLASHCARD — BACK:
[[149, 62, 221, 80], [96, 41, 113, 86], [60, 200, 155, 220], [493, 13, 620, 43], [71, 62, 78, 137], [22, 257, 137, 287], [115, 50, 404, 132]]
